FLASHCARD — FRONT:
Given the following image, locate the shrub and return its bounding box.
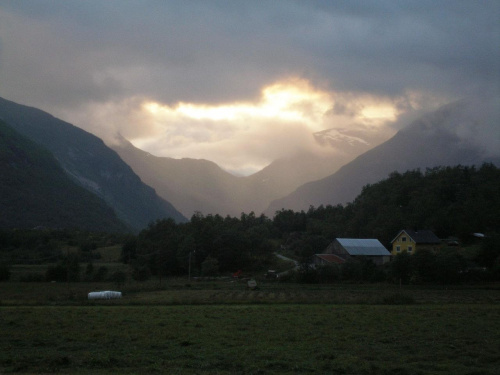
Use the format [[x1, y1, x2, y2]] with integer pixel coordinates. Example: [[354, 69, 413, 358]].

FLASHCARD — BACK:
[[316, 264, 341, 283], [296, 264, 319, 284], [20, 273, 44, 282], [93, 266, 108, 282], [0, 263, 11, 281], [476, 235, 500, 267], [277, 269, 298, 282], [433, 248, 466, 284], [45, 264, 67, 282], [109, 270, 127, 287], [381, 293, 416, 305], [389, 252, 413, 284], [201, 256, 219, 276], [132, 265, 151, 281], [45, 254, 81, 282]]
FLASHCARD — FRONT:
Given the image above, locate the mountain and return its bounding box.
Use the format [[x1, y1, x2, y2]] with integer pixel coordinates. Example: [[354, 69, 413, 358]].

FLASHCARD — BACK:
[[0, 120, 129, 231], [266, 97, 500, 214], [244, 127, 386, 208], [111, 127, 377, 218], [0, 97, 186, 231], [111, 135, 245, 218]]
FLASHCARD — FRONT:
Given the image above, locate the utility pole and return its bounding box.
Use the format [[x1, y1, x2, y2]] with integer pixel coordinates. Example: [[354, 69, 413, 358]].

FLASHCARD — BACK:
[[188, 250, 195, 282], [188, 251, 192, 282]]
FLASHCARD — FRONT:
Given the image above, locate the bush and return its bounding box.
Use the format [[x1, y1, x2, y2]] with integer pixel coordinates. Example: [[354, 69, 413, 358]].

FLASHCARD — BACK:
[[0, 263, 11, 281], [316, 264, 341, 283], [433, 248, 466, 284], [296, 264, 319, 283], [132, 265, 151, 281], [389, 252, 414, 284], [45, 264, 67, 282], [20, 273, 44, 282], [476, 235, 500, 267], [93, 266, 108, 282], [201, 256, 219, 276], [277, 269, 298, 282], [109, 270, 127, 287], [381, 293, 416, 305], [44, 254, 81, 282]]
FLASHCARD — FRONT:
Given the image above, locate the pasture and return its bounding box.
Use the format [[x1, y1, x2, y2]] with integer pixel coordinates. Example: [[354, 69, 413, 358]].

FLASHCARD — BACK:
[[0, 281, 499, 374]]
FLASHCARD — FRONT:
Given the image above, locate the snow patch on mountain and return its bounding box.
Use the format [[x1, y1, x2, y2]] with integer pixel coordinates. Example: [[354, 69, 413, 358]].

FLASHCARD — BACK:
[[315, 128, 370, 147], [313, 128, 372, 152]]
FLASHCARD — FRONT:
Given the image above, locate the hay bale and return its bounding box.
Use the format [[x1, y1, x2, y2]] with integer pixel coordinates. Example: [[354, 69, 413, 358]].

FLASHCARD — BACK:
[[88, 291, 122, 300]]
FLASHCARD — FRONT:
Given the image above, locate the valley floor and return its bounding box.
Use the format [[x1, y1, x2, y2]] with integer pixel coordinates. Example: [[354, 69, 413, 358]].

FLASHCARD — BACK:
[[0, 282, 499, 374]]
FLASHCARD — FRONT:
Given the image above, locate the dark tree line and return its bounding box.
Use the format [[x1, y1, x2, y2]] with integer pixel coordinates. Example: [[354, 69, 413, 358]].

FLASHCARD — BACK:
[[121, 164, 499, 281], [122, 212, 276, 278], [1, 164, 498, 283], [0, 229, 124, 264]]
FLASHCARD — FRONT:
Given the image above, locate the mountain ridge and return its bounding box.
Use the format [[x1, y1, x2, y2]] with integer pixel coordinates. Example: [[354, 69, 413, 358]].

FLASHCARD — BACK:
[[0, 120, 129, 231], [111, 127, 379, 217], [0, 97, 186, 231], [266, 97, 500, 214]]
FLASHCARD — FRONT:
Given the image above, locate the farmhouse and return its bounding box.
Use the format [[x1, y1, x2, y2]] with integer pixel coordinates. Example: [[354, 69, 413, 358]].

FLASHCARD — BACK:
[[323, 238, 391, 265], [391, 229, 442, 255]]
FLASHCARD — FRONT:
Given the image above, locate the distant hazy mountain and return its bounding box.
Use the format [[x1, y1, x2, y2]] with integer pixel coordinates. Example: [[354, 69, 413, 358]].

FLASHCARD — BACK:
[[266, 97, 500, 214], [0, 97, 186, 231], [111, 127, 378, 217], [0, 120, 128, 231], [111, 135, 245, 218]]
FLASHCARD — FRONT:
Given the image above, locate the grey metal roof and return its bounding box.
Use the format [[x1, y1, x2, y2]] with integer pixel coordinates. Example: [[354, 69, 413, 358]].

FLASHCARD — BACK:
[[391, 229, 441, 244], [336, 238, 391, 256]]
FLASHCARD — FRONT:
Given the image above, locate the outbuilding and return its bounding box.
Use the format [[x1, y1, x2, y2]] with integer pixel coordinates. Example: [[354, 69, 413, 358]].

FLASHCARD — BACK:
[[324, 238, 391, 265], [313, 253, 346, 266]]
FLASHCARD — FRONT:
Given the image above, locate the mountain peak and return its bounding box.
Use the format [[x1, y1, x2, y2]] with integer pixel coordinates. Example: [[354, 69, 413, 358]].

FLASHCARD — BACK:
[[266, 97, 500, 214]]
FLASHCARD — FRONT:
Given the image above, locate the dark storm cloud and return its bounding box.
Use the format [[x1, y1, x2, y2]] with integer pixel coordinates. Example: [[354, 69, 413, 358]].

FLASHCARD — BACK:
[[1, 0, 498, 111], [0, 1, 498, 174]]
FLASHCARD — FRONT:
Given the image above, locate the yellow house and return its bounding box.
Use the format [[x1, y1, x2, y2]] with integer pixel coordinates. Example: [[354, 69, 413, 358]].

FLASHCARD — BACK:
[[390, 229, 442, 256]]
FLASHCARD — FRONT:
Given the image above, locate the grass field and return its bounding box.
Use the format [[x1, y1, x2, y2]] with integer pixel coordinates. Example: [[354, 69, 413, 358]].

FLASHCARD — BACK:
[[1, 280, 499, 305], [1, 281, 499, 374]]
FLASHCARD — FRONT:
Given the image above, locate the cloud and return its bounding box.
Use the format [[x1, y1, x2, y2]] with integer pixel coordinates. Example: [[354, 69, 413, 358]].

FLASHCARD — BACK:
[[0, 1, 498, 173], [65, 78, 401, 174], [441, 97, 500, 157], [2, 1, 498, 106]]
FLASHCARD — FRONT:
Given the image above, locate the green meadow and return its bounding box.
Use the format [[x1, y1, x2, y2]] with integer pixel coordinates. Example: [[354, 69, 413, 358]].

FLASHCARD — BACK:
[[1, 281, 499, 374]]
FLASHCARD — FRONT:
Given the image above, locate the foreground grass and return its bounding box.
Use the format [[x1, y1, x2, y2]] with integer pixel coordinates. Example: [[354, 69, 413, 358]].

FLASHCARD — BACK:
[[1, 304, 499, 374], [1, 282, 499, 374]]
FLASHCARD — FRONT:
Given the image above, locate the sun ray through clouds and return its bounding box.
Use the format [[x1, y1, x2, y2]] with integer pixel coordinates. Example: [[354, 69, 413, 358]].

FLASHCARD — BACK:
[[129, 78, 402, 174]]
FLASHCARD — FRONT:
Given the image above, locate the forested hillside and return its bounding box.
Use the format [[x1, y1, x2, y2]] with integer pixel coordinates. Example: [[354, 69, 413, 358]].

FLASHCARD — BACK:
[[0, 97, 186, 231], [122, 164, 499, 279], [311, 164, 500, 245], [0, 120, 128, 232], [2, 164, 498, 284]]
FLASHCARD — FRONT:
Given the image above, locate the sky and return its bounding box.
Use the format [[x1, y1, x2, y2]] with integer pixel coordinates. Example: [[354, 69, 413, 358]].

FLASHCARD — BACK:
[[0, 1, 499, 175]]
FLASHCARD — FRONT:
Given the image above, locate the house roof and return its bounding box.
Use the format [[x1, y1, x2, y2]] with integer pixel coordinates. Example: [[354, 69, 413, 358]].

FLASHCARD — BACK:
[[315, 254, 346, 264], [335, 238, 391, 256], [391, 229, 441, 244]]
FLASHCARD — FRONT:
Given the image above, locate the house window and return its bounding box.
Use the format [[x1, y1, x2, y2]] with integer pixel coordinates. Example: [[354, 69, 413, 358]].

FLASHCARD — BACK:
[[402, 237, 407, 242], [408, 246, 413, 252], [396, 246, 401, 252]]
